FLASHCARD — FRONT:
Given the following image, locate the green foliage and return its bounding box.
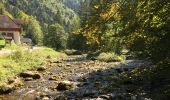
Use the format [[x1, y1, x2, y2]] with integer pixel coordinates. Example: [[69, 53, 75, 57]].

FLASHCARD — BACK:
[[62, 49, 82, 55], [25, 17, 43, 44], [16, 11, 43, 44], [87, 51, 125, 62], [6, 0, 80, 33], [0, 2, 13, 18], [2, 0, 81, 47], [79, 0, 122, 52], [0, 47, 66, 82], [117, 0, 170, 62], [97, 52, 125, 62], [45, 23, 68, 50]]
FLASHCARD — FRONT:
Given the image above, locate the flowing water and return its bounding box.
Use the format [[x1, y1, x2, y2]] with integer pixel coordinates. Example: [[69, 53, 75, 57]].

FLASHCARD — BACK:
[[0, 55, 151, 100]]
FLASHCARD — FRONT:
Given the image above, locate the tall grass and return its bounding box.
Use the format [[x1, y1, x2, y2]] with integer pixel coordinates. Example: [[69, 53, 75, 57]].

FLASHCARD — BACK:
[[0, 47, 66, 83], [97, 52, 125, 62]]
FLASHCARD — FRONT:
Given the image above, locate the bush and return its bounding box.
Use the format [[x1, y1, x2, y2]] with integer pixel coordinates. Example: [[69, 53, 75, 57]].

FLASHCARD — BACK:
[[86, 50, 101, 59], [63, 49, 82, 55], [97, 52, 125, 62]]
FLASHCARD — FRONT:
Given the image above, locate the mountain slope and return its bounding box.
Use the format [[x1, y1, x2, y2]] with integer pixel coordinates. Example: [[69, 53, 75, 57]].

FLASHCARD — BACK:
[[3, 0, 80, 33]]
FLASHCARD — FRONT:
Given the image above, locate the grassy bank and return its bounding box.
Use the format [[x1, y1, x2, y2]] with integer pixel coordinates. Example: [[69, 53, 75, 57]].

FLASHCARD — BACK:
[[0, 39, 26, 50], [0, 47, 66, 84], [87, 51, 125, 62]]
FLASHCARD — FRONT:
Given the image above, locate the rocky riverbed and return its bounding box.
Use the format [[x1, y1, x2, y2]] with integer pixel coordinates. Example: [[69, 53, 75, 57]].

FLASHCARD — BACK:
[[0, 55, 151, 100]]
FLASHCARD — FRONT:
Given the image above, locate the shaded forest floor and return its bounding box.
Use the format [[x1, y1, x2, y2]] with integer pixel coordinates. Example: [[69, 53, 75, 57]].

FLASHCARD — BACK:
[[0, 55, 153, 100]]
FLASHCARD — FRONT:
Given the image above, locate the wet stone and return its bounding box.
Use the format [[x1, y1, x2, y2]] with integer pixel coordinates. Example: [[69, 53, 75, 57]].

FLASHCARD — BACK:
[[115, 68, 123, 73], [37, 66, 47, 71], [53, 60, 62, 63], [100, 94, 112, 99], [35, 92, 51, 100], [0, 85, 14, 95], [8, 79, 15, 84], [19, 71, 41, 80], [19, 71, 35, 78], [90, 57, 97, 61], [49, 76, 58, 81], [54, 95, 67, 100], [56, 81, 74, 91], [66, 64, 71, 66], [24, 77, 33, 81], [33, 74, 41, 79], [82, 90, 98, 97]]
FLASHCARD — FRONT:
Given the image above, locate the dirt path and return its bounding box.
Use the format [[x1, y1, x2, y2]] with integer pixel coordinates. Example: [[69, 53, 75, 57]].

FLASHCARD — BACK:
[[0, 55, 150, 100]]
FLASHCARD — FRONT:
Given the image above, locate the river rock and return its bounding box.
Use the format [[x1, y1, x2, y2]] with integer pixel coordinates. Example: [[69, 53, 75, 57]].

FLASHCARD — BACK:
[[54, 95, 67, 100], [19, 71, 41, 79], [37, 66, 47, 71], [66, 64, 71, 66], [0, 85, 14, 94], [56, 81, 74, 91], [90, 57, 97, 61], [53, 60, 62, 63], [82, 90, 98, 97], [42, 97, 50, 100], [19, 71, 35, 78], [115, 68, 123, 73], [24, 77, 33, 81], [8, 77, 23, 87], [49, 75, 58, 81], [8, 78, 15, 84], [35, 92, 51, 100], [100, 94, 111, 99], [33, 74, 41, 79]]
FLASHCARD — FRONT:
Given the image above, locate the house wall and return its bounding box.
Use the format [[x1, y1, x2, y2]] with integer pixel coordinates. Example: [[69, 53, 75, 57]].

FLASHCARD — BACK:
[[13, 32, 21, 44], [0, 31, 21, 45]]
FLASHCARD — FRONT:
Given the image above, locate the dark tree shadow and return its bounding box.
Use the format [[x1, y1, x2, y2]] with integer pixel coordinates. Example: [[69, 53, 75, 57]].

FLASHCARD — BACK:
[[55, 60, 153, 100]]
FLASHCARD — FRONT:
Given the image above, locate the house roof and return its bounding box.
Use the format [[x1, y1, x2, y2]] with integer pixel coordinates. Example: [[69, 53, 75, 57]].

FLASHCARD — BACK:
[[0, 15, 23, 32], [13, 19, 24, 26]]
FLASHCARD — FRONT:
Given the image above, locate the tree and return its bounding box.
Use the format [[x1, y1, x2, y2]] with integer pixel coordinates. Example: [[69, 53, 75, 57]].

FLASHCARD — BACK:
[[45, 23, 68, 50], [79, 0, 121, 52], [25, 16, 43, 45], [117, 0, 170, 62], [17, 11, 43, 45]]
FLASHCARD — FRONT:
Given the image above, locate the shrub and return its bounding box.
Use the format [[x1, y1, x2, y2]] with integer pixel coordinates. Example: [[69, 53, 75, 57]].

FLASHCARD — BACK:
[[97, 52, 125, 62], [63, 49, 82, 55]]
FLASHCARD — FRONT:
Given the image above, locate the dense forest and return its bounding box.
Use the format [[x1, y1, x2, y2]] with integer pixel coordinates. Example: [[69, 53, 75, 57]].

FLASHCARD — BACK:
[[0, 0, 170, 99]]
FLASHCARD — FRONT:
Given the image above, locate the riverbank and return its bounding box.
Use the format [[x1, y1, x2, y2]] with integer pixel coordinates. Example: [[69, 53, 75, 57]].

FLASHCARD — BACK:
[[0, 47, 66, 85], [0, 55, 152, 100]]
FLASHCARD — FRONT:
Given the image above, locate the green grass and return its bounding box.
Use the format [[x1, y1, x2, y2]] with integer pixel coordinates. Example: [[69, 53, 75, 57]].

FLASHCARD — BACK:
[[62, 49, 82, 55], [97, 52, 125, 62], [0, 39, 26, 50], [0, 47, 66, 84]]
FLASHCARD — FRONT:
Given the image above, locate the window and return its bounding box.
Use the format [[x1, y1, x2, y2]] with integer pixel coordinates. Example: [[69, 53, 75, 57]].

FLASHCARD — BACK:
[[2, 32, 6, 36]]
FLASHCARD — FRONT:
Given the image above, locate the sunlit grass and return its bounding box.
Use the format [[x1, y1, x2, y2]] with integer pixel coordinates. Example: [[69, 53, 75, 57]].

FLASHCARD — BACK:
[[97, 52, 125, 62], [0, 47, 67, 84], [0, 39, 26, 50]]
